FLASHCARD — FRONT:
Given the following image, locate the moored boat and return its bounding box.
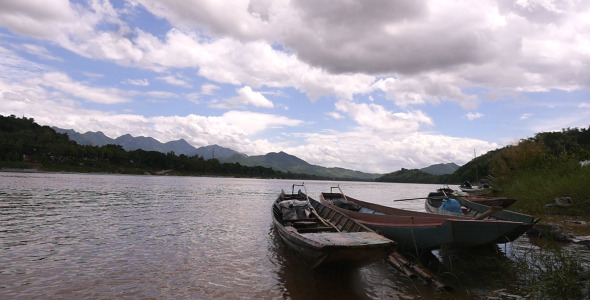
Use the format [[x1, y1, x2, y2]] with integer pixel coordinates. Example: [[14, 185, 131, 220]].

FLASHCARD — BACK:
[[319, 189, 531, 252], [425, 193, 538, 243], [434, 187, 517, 209], [459, 180, 492, 195], [272, 185, 395, 269]]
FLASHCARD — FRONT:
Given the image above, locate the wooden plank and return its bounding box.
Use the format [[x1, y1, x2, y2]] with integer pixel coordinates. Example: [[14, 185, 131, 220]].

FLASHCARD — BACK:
[[301, 232, 392, 246]]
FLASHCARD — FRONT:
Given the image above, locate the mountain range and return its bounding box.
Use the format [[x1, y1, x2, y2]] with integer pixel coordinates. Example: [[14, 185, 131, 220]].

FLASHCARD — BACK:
[[53, 127, 460, 179], [52, 127, 238, 160]]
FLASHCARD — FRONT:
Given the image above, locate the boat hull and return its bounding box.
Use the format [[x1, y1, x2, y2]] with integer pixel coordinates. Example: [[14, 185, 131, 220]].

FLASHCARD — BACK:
[[274, 227, 394, 268], [425, 195, 537, 243], [273, 190, 395, 268], [320, 193, 531, 251]]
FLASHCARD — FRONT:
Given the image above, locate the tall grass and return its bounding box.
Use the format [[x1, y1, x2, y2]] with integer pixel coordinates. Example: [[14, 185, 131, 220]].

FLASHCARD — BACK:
[[506, 242, 588, 299], [494, 159, 590, 215]]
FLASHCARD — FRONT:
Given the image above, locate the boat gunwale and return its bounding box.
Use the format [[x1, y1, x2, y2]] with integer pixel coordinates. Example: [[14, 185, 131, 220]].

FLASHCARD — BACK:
[[319, 192, 524, 226]]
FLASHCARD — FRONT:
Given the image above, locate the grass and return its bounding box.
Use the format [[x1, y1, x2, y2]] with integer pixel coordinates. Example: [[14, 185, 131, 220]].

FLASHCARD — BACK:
[[505, 241, 589, 299], [494, 160, 590, 215]]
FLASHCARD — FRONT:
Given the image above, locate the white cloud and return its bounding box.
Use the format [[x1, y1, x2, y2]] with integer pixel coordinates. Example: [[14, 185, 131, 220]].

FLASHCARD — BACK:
[[26, 72, 131, 104], [212, 86, 274, 109], [0, 0, 77, 38], [145, 91, 178, 99], [3, 0, 590, 105], [18, 44, 61, 61], [201, 83, 220, 95], [520, 113, 532, 120], [132, 30, 376, 101], [184, 84, 220, 104], [466, 112, 483, 120], [373, 76, 479, 109], [0, 79, 302, 155], [335, 100, 433, 133], [221, 110, 301, 135], [0, 46, 49, 82], [1, 1, 378, 102], [131, 0, 590, 101], [236, 86, 274, 107], [157, 74, 191, 88], [124, 78, 149, 86], [579, 103, 590, 109], [327, 112, 344, 119], [285, 130, 498, 173]]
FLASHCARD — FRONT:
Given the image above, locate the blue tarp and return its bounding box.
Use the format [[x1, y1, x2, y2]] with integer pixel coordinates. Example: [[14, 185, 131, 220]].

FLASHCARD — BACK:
[[440, 198, 462, 213]]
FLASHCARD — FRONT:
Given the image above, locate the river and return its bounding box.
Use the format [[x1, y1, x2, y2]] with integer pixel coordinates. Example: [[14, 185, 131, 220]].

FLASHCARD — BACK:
[[1, 172, 588, 299]]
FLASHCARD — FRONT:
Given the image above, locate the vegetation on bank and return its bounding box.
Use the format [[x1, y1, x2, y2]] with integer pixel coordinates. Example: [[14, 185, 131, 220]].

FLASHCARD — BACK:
[[479, 128, 590, 215], [508, 242, 587, 299], [378, 126, 590, 215], [0, 115, 327, 180]]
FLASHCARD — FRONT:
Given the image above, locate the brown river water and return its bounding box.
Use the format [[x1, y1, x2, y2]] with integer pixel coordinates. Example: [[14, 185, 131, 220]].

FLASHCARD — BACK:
[[1, 172, 589, 299]]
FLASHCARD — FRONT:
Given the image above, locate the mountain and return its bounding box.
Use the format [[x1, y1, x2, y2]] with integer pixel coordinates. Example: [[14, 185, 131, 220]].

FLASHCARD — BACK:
[[114, 134, 169, 152], [164, 139, 200, 156], [52, 128, 114, 146], [194, 145, 241, 160], [420, 162, 460, 175], [54, 127, 241, 159], [52, 127, 455, 181], [375, 162, 460, 183], [219, 151, 381, 180], [375, 168, 450, 183]]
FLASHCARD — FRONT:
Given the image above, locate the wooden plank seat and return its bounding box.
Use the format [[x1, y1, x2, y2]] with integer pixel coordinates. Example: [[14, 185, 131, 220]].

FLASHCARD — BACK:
[[292, 220, 318, 228], [297, 226, 338, 233]]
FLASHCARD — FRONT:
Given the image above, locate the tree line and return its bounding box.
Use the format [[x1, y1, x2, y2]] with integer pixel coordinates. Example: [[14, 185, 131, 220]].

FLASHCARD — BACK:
[[0, 115, 325, 179]]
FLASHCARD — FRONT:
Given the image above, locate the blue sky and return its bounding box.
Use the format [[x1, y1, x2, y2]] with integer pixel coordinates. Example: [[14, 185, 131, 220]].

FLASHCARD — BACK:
[[1, 0, 589, 173]]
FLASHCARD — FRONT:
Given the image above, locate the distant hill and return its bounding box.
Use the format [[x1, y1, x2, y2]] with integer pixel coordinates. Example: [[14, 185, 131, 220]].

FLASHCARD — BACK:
[[420, 162, 460, 175], [164, 139, 201, 157], [219, 151, 381, 180], [52, 127, 462, 181], [114, 134, 169, 152], [194, 145, 240, 160], [375, 168, 450, 183], [52, 127, 239, 159], [52, 128, 113, 146]]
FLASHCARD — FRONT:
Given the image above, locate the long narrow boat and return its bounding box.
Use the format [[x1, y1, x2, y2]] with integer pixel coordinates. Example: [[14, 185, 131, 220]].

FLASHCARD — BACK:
[[425, 192, 535, 223], [459, 180, 492, 195], [425, 192, 538, 243], [435, 187, 517, 208], [272, 186, 395, 269], [320, 190, 532, 252]]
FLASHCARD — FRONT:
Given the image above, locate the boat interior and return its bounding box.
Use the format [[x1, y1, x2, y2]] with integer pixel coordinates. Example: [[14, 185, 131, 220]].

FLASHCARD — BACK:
[[275, 193, 338, 233]]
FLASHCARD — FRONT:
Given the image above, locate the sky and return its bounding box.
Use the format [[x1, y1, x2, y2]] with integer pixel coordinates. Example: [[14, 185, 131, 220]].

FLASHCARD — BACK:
[[1, 0, 590, 174]]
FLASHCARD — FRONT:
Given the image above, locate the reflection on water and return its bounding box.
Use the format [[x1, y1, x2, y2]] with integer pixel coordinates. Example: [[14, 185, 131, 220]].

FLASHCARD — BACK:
[[2, 172, 588, 299]]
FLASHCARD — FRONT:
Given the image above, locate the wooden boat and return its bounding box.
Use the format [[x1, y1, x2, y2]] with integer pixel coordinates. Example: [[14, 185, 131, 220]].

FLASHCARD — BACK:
[[459, 180, 492, 195], [435, 187, 517, 209], [320, 189, 532, 252], [425, 193, 538, 243], [272, 185, 395, 269]]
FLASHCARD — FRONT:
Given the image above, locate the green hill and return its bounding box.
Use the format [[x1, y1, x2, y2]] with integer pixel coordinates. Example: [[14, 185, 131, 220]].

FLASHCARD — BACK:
[[447, 127, 590, 184], [420, 162, 460, 175], [375, 168, 450, 183], [219, 151, 380, 180], [448, 127, 590, 214]]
